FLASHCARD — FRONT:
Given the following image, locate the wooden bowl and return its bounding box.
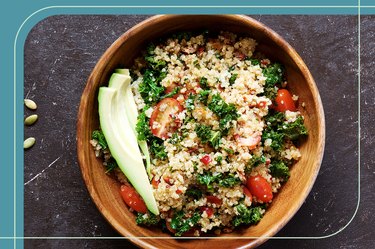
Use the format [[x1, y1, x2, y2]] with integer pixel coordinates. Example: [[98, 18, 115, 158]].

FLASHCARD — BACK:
[[77, 15, 325, 249]]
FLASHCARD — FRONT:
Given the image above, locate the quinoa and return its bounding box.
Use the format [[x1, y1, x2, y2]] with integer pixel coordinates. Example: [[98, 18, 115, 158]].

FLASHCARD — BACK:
[[92, 31, 308, 236]]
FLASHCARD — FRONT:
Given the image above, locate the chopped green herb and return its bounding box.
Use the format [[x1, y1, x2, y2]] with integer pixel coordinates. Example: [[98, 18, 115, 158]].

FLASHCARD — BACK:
[[186, 93, 196, 111], [229, 73, 238, 85], [232, 204, 263, 227], [92, 130, 108, 149], [199, 77, 209, 90], [136, 212, 160, 226], [262, 62, 284, 100], [195, 124, 222, 149], [150, 138, 168, 160], [104, 160, 118, 173], [207, 94, 239, 133], [280, 116, 308, 140], [170, 211, 200, 236], [269, 161, 290, 180], [186, 187, 203, 200], [218, 174, 241, 188], [197, 89, 210, 105]]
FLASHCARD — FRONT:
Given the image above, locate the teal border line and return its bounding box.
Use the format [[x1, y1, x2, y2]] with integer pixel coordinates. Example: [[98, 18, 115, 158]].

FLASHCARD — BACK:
[[8, 4, 364, 247]]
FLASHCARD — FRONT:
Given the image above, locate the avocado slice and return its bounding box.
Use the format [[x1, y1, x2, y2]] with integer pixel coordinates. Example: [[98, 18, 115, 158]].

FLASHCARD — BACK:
[[108, 71, 152, 179], [98, 82, 159, 215]]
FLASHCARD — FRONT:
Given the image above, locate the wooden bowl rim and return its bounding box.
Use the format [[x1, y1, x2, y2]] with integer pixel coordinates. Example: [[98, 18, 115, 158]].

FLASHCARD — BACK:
[[77, 14, 325, 249]]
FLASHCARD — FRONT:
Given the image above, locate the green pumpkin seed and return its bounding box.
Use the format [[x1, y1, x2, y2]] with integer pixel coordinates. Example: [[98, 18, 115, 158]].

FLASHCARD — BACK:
[[24, 114, 38, 126], [24, 99, 37, 110], [24, 137, 36, 149]]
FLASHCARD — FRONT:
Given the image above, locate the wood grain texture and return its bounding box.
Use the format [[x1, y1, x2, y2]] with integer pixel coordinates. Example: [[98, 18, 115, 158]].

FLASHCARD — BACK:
[[76, 15, 325, 249]]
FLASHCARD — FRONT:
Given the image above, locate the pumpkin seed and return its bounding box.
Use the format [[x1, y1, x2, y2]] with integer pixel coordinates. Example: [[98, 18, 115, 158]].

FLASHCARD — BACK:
[[24, 114, 38, 126], [24, 137, 36, 149], [24, 99, 37, 110]]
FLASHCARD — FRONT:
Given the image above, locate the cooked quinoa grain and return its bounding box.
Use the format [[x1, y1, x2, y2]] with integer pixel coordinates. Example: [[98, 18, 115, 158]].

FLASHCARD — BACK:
[[92, 31, 308, 236]]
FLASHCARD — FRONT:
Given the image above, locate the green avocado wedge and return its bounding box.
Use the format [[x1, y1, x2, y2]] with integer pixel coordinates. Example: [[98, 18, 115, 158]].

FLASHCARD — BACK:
[[108, 72, 152, 178], [98, 81, 158, 215]]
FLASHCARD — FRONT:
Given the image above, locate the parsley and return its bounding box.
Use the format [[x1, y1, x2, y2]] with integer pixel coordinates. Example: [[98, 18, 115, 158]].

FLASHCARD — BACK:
[[92, 130, 108, 149]]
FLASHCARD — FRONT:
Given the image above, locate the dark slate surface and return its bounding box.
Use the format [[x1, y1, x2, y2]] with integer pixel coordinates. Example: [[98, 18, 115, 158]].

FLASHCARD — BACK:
[[23, 15, 374, 248]]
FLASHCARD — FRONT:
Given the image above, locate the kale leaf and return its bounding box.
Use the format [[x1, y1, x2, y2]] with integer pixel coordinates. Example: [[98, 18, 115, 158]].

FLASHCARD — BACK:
[[195, 124, 222, 149], [197, 90, 210, 105], [262, 62, 284, 100], [104, 160, 118, 173], [186, 93, 196, 111], [186, 187, 203, 200], [232, 204, 263, 227], [135, 107, 152, 141], [196, 172, 222, 192], [218, 174, 241, 188], [92, 130, 108, 149], [139, 69, 166, 105], [197, 172, 241, 190], [229, 73, 238, 85], [269, 161, 290, 180], [262, 129, 285, 152], [199, 77, 209, 90], [207, 94, 239, 133], [136, 212, 160, 226], [170, 211, 201, 236], [150, 138, 167, 160], [279, 116, 308, 140]]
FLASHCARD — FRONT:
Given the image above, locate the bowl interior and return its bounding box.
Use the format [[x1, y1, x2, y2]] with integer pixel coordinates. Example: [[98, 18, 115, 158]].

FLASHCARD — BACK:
[[77, 15, 325, 249]]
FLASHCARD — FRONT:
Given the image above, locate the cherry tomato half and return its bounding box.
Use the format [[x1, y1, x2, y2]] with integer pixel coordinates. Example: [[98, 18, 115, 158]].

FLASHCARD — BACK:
[[200, 206, 214, 218], [274, 89, 296, 112], [246, 175, 273, 203], [206, 195, 222, 206], [150, 98, 183, 139], [200, 155, 212, 166], [120, 185, 147, 213]]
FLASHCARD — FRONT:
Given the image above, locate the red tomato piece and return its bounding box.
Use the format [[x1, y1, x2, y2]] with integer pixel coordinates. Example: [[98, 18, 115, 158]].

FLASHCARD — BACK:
[[257, 101, 267, 108], [149, 98, 183, 139], [274, 89, 296, 112], [151, 177, 159, 189], [243, 186, 253, 203], [206, 195, 222, 206], [200, 155, 212, 165], [120, 185, 147, 213], [200, 206, 214, 218], [246, 175, 273, 203]]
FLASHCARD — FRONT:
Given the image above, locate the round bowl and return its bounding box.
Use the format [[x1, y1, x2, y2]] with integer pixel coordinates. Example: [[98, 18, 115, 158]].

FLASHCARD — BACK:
[[77, 15, 325, 249]]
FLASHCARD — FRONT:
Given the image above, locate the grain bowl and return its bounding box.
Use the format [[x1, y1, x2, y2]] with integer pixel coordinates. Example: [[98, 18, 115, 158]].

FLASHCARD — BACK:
[[77, 15, 325, 249]]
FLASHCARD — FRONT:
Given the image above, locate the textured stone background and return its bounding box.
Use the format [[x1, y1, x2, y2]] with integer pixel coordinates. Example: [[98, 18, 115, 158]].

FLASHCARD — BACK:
[[23, 15, 374, 248]]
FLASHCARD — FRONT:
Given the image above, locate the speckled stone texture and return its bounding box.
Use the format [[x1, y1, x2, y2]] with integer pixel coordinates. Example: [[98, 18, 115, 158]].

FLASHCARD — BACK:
[[23, 15, 374, 248]]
